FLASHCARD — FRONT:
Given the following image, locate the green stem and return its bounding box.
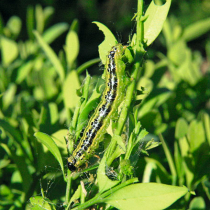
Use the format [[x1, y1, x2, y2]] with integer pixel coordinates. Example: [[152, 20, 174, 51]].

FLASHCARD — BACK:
[[137, 0, 144, 46], [65, 171, 72, 209], [115, 0, 145, 136]]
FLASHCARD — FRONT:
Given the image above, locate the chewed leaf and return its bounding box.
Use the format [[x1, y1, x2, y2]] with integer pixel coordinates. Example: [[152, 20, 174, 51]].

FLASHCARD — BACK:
[[144, 0, 171, 46], [34, 132, 65, 179], [104, 183, 188, 210], [92, 21, 117, 64]]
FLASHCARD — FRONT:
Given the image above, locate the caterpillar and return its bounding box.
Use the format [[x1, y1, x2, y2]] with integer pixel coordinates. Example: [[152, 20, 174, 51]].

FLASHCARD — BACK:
[[67, 44, 127, 171]]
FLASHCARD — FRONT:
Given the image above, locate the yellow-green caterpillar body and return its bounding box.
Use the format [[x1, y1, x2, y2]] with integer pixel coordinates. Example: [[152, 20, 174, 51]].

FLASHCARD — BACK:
[[68, 44, 126, 171]]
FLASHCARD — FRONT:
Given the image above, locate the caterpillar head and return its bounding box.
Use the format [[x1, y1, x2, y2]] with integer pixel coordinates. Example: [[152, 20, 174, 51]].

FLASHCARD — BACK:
[[67, 158, 76, 172]]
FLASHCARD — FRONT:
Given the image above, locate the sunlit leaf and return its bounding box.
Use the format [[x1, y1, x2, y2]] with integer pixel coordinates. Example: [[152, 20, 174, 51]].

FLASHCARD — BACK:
[[105, 183, 188, 210], [0, 36, 18, 66], [63, 70, 80, 109], [65, 30, 79, 68], [144, 0, 171, 46], [42, 23, 69, 44], [34, 31, 65, 82]]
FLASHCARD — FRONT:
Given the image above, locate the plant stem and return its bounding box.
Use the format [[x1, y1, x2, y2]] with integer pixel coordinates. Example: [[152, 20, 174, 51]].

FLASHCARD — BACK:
[[137, 0, 144, 46], [65, 171, 72, 209]]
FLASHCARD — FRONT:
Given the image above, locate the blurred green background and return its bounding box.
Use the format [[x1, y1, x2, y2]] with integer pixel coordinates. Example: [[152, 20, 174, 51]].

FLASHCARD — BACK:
[[0, 0, 210, 209]]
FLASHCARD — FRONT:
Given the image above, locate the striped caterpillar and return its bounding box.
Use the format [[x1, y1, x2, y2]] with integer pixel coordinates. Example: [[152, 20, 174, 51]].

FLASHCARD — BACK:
[[67, 44, 127, 171]]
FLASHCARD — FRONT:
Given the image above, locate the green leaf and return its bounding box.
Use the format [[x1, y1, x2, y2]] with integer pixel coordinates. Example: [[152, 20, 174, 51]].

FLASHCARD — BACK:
[[70, 19, 79, 32], [183, 17, 210, 42], [178, 136, 194, 187], [37, 67, 58, 100], [43, 6, 54, 22], [139, 89, 171, 118], [168, 40, 187, 66], [77, 58, 100, 74], [68, 185, 82, 206], [144, 0, 171, 46], [0, 159, 10, 169], [202, 112, 210, 146], [2, 83, 17, 110], [144, 60, 155, 78], [176, 49, 202, 86], [42, 23, 69, 44], [76, 80, 101, 137], [143, 157, 170, 183], [63, 70, 80, 109], [65, 30, 79, 68], [26, 6, 34, 39], [16, 61, 34, 84], [189, 197, 206, 210], [51, 129, 69, 155], [144, 138, 161, 151], [29, 196, 56, 210], [1, 143, 32, 194], [38, 103, 58, 134], [34, 132, 65, 178], [0, 36, 18, 66], [92, 21, 117, 64], [175, 118, 188, 139], [0, 119, 22, 143], [188, 120, 205, 152], [97, 157, 120, 193], [6, 16, 22, 37], [34, 31, 65, 82], [174, 141, 185, 185], [159, 134, 177, 182], [104, 183, 188, 210], [203, 179, 210, 200], [35, 5, 44, 34]]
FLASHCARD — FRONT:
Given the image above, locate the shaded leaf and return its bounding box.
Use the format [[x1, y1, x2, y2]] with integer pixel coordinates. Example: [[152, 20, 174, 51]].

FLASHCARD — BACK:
[[175, 118, 188, 139], [34, 132, 65, 178], [183, 17, 210, 42]]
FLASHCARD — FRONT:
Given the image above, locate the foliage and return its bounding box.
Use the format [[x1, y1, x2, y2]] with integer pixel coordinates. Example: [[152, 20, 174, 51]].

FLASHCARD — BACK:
[[0, 0, 210, 210]]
